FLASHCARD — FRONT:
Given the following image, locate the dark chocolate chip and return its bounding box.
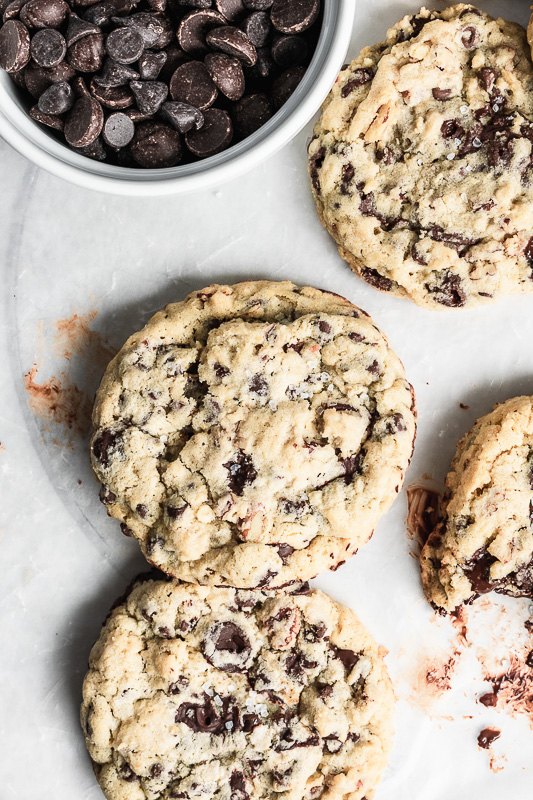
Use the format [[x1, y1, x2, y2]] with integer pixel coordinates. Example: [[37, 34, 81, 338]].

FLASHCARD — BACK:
[[106, 27, 144, 64], [340, 68, 373, 97], [37, 79, 74, 114], [477, 728, 500, 749], [90, 79, 133, 109], [29, 103, 64, 129], [185, 105, 232, 156], [271, 0, 319, 34], [24, 59, 74, 96], [432, 87, 451, 101], [277, 543, 295, 563], [360, 267, 393, 292], [83, 2, 116, 27], [67, 32, 104, 72], [332, 645, 358, 671], [478, 67, 497, 93], [271, 34, 307, 67], [161, 100, 203, 132], [103, 111, 135, 146], [177, 0, 213, 6], [270, 65, 304, 109], [204, 51, 244, 100], [95, 58, 139, 87], [130, 79, 168, 113], [0, 19, 30, 72], [233, 91, 271, 137], [461, 25, 480, 50], [130, 120, 183, 167], [177, 8, 226, 55], [20, 0, 68, 29], [243, 0, 272, 8], [64, 94, 104, 147], [169, 59, 217, 109], [65, 13, 99, 46], [223, 449, 257, 495], [426, 271, 466, 307], [215, 0, 245, 21], [138, 48, 166, 79], [206, 25, 257, 66], [30, 27, 66, 68], [113, 12, 172, 49], [241, 10, 270, 46]]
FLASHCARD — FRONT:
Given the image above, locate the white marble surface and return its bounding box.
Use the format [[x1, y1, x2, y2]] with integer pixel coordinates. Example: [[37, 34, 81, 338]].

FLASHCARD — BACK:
[[1, 1, 532, 798]]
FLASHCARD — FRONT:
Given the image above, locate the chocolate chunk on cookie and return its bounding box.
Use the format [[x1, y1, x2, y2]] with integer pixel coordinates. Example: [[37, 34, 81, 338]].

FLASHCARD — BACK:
[[81, 577, 394, 800], [90, 280, 416, 589], [309, 5, 533, 309], [421, 396, 533, 611]]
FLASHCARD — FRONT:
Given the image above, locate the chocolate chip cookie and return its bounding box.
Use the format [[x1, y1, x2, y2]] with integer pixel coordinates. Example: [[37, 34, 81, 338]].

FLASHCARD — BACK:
[[91, 281, 416, 589], [81, 575, 394, 800], [421, 396, 533, 612], [309, 4, 533, 309]]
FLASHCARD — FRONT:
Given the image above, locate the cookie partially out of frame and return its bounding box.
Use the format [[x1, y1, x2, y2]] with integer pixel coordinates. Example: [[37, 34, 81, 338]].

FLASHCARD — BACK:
[[421, 396, 533, 612], [309, 4, 533, 309], [90, 281, 415, 589], [81, 577, 394, 800]]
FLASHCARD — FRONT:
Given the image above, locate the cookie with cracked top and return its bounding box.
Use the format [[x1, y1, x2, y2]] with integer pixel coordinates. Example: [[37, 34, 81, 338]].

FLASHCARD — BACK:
[[309, 4, 533, 309], [81, 576, 394, 800], [420, 396, 533, 612], [90, 280, 416, 589]]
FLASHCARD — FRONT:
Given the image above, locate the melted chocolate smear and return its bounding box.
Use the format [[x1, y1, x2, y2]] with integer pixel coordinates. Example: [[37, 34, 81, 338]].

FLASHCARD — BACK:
[[176, 695, 241, 734], [477, 727, 500, 749], [464, 548, 533, 600]]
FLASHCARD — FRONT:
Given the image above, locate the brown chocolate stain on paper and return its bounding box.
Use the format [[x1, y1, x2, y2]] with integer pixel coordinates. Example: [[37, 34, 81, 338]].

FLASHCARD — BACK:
[[24, 311, 116, 440], [479, 651, 533, 725]]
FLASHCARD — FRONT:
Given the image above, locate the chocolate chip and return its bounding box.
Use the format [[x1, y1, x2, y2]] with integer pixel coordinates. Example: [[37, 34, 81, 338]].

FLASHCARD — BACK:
[[138, 48, 166, 79], [233, 91, 271, 137], [477, 728, 500, 749], [131, 120, 183, 167], [113, 12, 172, 49], [461, 25, 480, 50], [90, 79, 133, 109], [177, 8, 226, 55], [20, 0, 68, 29], [65, 14, 100, 46], [464, 549, 495, 595], [67, 32, 104, 72], [83, 3, 116, 27], [30, 27, 66, 67], [24, 59, 74, 96], [205, 51, 244, 100], [441, 118, 463, 139], [178, 0, 213, 6], [243, 0, 272, 8], [360, 267, 393, 292], [130, 79, 167, 113], [161, 100, 203, 132], [38, 79, 74, 114], [432, 87, 451, 101], [2, 0, 28, 22], [241, 10, 270, 46], [103, 110, 135, 146], [106, 27, 144, 64], [170, 60, 217, 109], [0, 20, 30, 72], [185, 106, 232, 156], [206, 25, 257, 66], [271, 0, 318, 34], [525, 238, 533, 272], [64, 94, 103, 146], [478, 67, 497, 93], [277, 543, 295, 563], [271, 34, 307, 67], [332, 645, 358, 671], [95, 58, 139, 87], [215, 0, 245, 21], [29, 103, 64, 128], [270, 65, 304, 109], [223, 449, 257, 494], [99, 485, 116, 504], [202, 621, 251, 671], [285, 650, 318, 677], [340, 68, 373, 97], [426, 271, 466, 307]]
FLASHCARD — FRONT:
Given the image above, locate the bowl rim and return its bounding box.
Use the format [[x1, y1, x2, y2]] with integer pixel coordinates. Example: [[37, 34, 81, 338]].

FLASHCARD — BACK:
[[0, 0, 355, 195]]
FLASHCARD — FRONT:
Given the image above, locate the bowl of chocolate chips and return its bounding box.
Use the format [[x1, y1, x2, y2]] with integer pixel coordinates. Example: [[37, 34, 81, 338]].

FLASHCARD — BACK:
[[0, 0, 354, 193]]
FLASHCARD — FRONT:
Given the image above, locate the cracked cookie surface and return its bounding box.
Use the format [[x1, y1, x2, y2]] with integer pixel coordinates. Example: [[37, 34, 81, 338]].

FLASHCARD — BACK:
[[309, 4, 533, 309], [81, 577, 394, 800], [91, 281, 416, 588], [421, 396, 533, 612]]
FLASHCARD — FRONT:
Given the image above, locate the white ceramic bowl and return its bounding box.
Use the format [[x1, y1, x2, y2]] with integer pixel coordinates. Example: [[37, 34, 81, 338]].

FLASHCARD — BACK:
[[0, 0, 355, 195]]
